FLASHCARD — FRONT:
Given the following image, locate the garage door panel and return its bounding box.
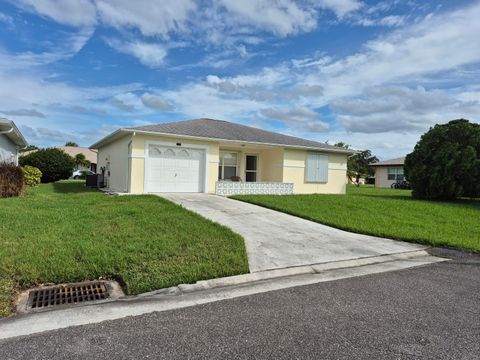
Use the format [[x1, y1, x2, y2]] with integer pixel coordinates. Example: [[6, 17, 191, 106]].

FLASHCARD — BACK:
[[146, 145, 205, 193]]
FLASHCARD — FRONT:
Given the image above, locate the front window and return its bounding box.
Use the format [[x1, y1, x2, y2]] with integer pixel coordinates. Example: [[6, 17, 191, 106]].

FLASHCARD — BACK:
[[218, 151, 238, 180], [388, 167, 404, 180]]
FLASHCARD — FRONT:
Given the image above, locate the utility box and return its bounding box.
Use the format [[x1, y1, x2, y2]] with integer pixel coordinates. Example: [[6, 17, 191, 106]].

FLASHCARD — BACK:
[[86, 174, 105, 188]]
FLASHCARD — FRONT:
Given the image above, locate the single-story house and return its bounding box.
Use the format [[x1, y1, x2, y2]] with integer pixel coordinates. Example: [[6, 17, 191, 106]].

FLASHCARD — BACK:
[[57, 146, 97, 173], [0, 118, 28, 165], [370, 157, 405, 188], [90, 118, 354, 195]]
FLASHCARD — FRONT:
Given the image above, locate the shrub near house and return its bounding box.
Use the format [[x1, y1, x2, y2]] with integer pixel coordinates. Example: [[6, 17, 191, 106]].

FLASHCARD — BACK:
[[405, 119, 480, 200], [20, 148, 75, 183], [22, 165, 42, 187], [0, 162, 25, 198]]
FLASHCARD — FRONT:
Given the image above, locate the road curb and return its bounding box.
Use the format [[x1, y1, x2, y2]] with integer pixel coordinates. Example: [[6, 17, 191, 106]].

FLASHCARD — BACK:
[[0, 250, 447, 340], [132, 249, 434, 298]]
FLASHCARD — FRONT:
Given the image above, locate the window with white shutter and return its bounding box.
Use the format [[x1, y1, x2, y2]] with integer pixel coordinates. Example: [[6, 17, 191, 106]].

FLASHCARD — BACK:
[[305, 152, 328, 183]]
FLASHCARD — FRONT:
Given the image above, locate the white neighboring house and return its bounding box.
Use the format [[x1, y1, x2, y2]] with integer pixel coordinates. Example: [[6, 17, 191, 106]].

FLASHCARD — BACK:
[[0, 118, 28, 165], [370, 157, 406, 188]]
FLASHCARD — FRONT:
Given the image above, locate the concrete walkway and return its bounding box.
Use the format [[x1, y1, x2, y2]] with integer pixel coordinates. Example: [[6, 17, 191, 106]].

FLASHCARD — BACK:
[[160, 193, 427, 272]]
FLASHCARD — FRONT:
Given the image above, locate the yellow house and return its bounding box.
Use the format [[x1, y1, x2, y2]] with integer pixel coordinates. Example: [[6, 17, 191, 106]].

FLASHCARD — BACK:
[[90, 118, 354, 195]]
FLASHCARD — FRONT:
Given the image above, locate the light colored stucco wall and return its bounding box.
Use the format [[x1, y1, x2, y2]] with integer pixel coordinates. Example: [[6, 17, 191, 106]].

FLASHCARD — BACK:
[[0, 134, 18, 165], [129, 133, 220, 194], [97, 135, 131, 192], [283, 149, 348, 194], [259, 148, 284, 182], [374, 166, 403, 188]]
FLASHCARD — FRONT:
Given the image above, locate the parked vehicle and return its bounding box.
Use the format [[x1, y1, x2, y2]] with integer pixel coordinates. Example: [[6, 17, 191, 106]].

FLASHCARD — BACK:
[[391, 179, 411, 189], [72, 169, 95, 179]]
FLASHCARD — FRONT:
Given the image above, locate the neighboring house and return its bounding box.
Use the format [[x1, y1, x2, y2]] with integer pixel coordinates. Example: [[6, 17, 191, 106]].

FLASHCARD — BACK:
[[22, 146, 97, 172], [90, 118, 354, 195], [0, 118, 28, 165], [370, 157, 405, 188], [57, 146, 97, 172]]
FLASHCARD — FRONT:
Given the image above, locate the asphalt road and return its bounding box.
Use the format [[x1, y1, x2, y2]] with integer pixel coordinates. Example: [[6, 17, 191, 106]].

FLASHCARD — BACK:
[[0, 248, 479, 360]]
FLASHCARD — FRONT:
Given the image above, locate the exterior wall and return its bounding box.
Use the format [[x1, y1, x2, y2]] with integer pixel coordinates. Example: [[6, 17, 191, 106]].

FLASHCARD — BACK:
[[374, 166, 404, 188], [97, 135, 131, 192], [129, 134, 220, 194], [283, 149, 348, 194], [0, 134, 18, 165], [259, 148, 284, 182]]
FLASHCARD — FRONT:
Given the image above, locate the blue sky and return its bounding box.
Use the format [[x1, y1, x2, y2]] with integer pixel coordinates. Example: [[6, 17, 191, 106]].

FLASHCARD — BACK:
[[0, 0, 479, 159]]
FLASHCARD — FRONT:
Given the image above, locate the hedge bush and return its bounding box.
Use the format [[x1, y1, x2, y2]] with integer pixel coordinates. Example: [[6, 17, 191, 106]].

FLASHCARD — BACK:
[[22, 165, 42, 187], [19, 148, 75, 183], [0, 163, 25, 198], [405, 119, 480, 200]]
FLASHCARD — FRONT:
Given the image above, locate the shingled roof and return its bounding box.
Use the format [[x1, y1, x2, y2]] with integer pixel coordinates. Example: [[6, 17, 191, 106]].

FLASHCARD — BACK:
[[125, 118, 350, 153], [370, 157, 405, 166]]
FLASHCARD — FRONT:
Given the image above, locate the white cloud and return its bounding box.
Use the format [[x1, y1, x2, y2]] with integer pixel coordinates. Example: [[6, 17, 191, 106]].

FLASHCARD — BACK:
[[355, 14, 406, 27], [141, 93, 173, 111], [18, 0, 97, 27], [0, 12, 13, 26], [317, 0, 363, 18], [95, 0, 196, 37], [218, 0, 318, 37], [163, 82, 264, 120], [0, 109, 46, 118], [106, 39, 167, 67], [293, 84, 324, 97], [18, 0, 195, 35], [0, 27, 94, 70], [261, 106, 329, 132], [110, 93, 138, 112], [332, 86, 479, 133], [314, 3, 480, 97]]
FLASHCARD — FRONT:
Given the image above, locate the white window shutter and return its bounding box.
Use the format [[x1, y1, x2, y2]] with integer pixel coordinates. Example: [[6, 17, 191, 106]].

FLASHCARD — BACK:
[[306, 152, 328, 183], [306, 153, 317, 182], [317, 154, 328, 182]]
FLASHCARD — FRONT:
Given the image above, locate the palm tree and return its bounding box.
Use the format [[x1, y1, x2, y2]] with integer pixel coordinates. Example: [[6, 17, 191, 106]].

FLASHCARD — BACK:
[[74, 153, 90, 170]]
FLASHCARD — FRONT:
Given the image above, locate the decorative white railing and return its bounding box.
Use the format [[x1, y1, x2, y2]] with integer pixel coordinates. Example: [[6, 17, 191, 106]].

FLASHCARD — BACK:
[[215, 181, 294, 196]]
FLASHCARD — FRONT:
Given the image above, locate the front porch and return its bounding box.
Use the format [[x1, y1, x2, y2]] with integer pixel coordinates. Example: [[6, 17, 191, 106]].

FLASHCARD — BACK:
[[216, 145, 292, 195]]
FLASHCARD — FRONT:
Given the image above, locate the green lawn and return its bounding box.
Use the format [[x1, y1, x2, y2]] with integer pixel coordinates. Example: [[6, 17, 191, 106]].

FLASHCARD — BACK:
[[0, 181, 248, 317], [232, 185, 480, 252]]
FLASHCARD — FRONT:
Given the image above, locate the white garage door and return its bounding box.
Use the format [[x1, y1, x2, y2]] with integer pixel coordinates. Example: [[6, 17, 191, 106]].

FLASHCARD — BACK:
[[146, 144, 205, 193]]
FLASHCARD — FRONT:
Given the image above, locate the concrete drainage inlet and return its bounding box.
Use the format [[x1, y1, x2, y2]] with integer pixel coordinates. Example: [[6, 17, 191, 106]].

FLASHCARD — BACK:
[[16, 280, 123, 314]]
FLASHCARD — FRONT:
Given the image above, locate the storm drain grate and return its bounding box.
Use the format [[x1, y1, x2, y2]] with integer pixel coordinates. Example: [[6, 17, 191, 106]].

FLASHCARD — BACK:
[[28, 281, 110, 309]]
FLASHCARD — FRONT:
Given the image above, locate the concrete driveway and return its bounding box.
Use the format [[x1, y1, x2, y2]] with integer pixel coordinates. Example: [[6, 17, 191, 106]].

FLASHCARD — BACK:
[[161, 194, 426, 272]]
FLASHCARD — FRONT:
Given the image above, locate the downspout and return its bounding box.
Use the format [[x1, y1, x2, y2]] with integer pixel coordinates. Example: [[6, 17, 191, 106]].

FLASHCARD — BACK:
[[127, 132, 135, 193]]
